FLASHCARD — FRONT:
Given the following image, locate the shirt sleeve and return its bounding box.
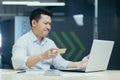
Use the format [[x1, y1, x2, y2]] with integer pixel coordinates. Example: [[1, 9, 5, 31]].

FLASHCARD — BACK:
[[52, 54, 70, 69], [11, 40, 28, 70]]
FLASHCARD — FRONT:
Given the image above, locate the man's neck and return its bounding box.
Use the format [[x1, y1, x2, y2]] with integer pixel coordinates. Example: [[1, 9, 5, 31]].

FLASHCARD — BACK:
[[32, 30, 44, 42]]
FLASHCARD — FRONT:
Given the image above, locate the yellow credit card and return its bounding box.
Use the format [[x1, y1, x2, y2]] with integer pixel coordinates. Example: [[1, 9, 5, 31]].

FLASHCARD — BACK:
[[57, 48, 67, 54]]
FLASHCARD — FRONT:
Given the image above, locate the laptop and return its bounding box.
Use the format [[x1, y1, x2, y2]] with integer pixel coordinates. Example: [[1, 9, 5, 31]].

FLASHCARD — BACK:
[[58, 39, 114, 72]]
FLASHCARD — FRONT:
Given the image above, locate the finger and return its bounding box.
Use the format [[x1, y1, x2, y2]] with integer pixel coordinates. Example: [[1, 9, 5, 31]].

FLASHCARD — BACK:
[[48, 53, 57, 58], [52, 50, 57, 54], [51, 53, 58, 57], [50, 48, 59, 52], [48, 52, 51, 58]]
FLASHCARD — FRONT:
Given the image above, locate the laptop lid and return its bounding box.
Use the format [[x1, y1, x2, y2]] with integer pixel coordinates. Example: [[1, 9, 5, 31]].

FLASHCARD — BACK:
[[85, 39, 114, 72], [58, 39, 114, 72]]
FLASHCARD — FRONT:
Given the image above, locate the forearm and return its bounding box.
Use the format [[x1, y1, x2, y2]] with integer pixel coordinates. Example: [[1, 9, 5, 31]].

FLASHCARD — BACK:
[[26, 54, 43, 68], [67, 62, 81, 68]]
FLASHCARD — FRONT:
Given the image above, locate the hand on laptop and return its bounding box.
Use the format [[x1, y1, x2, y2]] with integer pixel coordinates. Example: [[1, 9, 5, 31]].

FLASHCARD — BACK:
[[77, 55, 89, 70], [66, 55, 89, 71]]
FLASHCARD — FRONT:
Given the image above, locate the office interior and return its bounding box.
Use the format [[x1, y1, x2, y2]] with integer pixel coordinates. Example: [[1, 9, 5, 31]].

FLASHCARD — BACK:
[[0, 0, 120, 70]]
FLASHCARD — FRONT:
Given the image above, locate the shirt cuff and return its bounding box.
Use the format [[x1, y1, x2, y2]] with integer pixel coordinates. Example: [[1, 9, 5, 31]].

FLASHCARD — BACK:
[[23, 56, 29, 69]]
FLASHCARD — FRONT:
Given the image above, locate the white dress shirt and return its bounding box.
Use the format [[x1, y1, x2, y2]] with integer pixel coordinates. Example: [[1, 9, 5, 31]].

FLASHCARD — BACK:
[[11, 30, 70, 70]]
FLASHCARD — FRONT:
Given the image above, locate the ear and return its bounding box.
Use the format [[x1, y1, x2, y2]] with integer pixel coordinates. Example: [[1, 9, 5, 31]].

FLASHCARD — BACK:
[[32, 20, 37, 27]]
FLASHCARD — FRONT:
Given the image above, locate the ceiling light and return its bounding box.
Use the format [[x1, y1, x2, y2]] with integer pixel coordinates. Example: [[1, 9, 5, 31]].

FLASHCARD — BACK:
[[27, 2, 65, 6], [2, 1, 40, 5], [2, 1, 65, 6]]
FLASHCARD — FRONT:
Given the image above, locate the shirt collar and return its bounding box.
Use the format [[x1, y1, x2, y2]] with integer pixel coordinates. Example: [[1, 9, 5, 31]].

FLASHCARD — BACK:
[[30, 30, 47, 45], [30, 30, 38, 42]]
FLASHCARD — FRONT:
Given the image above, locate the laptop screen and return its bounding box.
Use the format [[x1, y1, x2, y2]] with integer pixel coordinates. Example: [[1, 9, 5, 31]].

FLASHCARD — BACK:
[[85, 40, 114, 72]]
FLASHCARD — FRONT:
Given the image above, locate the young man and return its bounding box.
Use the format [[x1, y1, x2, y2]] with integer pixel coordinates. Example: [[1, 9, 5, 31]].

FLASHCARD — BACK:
[[11, 8, 89, 70]]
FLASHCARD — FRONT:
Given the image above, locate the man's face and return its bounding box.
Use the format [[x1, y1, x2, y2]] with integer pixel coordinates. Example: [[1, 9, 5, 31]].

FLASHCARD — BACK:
[[32, 14, 52, 38]]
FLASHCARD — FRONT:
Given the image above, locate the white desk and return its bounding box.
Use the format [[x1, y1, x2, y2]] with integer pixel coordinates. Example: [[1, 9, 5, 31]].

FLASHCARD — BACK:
[[0, 69, 120, 80]]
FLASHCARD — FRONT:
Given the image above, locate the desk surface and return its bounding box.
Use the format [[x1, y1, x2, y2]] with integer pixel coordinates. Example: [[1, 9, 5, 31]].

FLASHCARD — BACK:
[[0, 69, 120, 80]]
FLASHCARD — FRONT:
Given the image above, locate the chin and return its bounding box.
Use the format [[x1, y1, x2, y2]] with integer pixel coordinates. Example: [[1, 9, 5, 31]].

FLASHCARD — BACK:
[[43, 34, 48, 37]]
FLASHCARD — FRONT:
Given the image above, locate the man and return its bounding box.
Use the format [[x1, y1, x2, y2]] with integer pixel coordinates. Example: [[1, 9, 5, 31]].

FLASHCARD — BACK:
[[11, 8, 89, 70]]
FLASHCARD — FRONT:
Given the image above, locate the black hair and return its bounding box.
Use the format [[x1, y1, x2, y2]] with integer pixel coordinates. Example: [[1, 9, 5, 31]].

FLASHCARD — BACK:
[[30, 8, 52, 26]]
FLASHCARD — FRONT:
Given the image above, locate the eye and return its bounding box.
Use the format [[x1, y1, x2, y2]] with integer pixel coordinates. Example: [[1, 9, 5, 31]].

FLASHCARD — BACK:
[[44, 22, 51, 26], [44, 23, 47, 25]]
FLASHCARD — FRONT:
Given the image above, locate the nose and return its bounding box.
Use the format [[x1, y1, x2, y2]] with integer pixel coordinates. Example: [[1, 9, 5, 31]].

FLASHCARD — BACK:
[[46, 24, 51, 29]]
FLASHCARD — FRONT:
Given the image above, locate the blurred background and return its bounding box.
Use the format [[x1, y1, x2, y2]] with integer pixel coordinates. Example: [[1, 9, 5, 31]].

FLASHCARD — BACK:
[[0, 0, 120, 70]]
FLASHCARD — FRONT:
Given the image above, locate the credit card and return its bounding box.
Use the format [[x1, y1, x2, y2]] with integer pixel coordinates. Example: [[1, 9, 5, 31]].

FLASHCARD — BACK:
[[57, 48, 67, 54]]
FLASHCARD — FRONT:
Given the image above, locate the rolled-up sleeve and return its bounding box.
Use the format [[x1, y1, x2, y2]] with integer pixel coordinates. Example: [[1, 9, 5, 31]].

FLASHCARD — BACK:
[[11, 41, 28, 70]]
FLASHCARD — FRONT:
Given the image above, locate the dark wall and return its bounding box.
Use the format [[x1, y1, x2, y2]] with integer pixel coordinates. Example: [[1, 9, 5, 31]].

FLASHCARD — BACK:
[[65, 0, 94, 16], [107, 0, 120, 69], [98, 0, 120, 69]]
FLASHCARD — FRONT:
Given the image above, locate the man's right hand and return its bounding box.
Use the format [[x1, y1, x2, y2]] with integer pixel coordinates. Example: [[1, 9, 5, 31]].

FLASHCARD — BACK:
[[41, 48, 58, 60]]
